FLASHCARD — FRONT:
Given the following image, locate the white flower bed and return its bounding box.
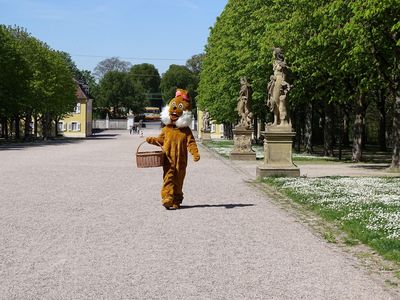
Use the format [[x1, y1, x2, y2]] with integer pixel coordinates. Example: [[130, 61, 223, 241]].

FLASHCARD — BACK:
[[270, 177, 400, 240]]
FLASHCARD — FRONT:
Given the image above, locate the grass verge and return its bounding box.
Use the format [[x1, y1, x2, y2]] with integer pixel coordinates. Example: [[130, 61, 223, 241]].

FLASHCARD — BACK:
[[202, 139, 349, 163], [263, 176, 400, 263]]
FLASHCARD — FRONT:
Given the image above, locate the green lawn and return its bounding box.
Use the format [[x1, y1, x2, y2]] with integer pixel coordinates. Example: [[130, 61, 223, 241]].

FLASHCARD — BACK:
[[202, 139, 345, 162], [264, 176, 400, 263]]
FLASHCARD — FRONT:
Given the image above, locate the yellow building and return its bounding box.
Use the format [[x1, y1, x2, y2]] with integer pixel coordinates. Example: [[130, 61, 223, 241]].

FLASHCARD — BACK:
[[197, 110, 224, 139], [59, 81, 93, 138]]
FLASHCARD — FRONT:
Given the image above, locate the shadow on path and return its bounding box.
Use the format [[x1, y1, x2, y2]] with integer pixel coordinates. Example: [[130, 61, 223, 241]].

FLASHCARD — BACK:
[[0, 133, 120, 150], [87, 133, 119, 139], [0, 138, 84, 151], [180, 204, 255, 209], [350, 164, 390, 170]]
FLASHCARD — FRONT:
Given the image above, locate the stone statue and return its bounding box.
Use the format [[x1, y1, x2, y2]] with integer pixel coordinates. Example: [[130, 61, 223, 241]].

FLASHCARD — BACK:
[[236, 77, 253, 129], [202, 109, 210, 131], [266, 48, 291, 127]]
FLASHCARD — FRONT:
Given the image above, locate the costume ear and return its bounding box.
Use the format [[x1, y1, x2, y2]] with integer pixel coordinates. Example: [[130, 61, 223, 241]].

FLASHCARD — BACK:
[[175, 89, 190, 102]]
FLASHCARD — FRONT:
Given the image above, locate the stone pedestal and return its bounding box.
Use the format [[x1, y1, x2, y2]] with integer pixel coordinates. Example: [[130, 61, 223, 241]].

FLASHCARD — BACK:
[[256, 126, 300, 178], [201, 130, 211, 141], [230, 127, 256, 161]]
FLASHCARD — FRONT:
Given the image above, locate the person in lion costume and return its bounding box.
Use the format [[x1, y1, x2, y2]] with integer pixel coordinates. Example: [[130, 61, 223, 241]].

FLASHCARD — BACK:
[[146, 89, 200, 210]]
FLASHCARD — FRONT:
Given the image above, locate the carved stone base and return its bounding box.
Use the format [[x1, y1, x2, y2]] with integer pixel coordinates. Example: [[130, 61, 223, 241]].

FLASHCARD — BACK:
[[230, 152, 256, 161], [201, 130, 211, 141], [256, 165, 300, 178], [230, 127, 256, 161], [256, 126, 300, 179]]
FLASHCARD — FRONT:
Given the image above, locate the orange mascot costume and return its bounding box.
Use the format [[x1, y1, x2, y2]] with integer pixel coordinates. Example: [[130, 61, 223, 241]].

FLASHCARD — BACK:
[[146, 89, 200, 209]]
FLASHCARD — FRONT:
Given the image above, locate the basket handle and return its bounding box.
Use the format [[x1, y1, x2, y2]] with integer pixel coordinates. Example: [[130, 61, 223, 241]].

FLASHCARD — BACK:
[[136, 140, 163, 155]]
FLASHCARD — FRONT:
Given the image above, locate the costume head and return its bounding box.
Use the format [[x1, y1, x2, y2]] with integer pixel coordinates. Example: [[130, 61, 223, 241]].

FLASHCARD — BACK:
[[161, 89, 193, 128]]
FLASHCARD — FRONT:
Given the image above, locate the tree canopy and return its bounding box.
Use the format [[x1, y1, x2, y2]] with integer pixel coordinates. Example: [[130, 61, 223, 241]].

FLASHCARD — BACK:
[[198, 0, 270, 123], [186, 53, 205, 75], [93, 57, 132, 79], [96, 71, 146, 118], [0, 25, 76, 139], [160, 64, 197, 104], [198, 0, 400, 167], [129, 63, 161, 94]]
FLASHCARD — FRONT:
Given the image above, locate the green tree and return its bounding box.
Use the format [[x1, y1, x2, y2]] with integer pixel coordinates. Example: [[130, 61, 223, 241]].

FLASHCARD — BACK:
[[198, 0, 270, 124], [58, 51, 97, 89], [0, 25, 30, 139], [160, 64, 197, 104], [58, 51, 82, 79], [129, 63, 160, 94], [46, 50, 77, 137], [8, 27, 76, 139], [97, 71, 145, 118], [199, 0, 400, 165], [0, 26, 77, 140], [343, 0, 400, 167], [186, 53, 205, 75], [78, 70, 96, 87], [260, 0, 397, 160]]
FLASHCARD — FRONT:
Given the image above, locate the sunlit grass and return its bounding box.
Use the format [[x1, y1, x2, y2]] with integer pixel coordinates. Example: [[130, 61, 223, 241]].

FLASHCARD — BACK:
[[263, 176, 400, 263]]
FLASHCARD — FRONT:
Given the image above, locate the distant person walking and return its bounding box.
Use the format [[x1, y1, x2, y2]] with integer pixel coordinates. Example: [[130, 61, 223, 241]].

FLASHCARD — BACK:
[[137, 119, 143, 133]]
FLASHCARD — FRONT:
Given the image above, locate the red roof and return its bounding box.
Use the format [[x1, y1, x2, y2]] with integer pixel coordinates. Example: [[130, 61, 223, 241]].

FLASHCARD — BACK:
[[75, 80, 90, 100]]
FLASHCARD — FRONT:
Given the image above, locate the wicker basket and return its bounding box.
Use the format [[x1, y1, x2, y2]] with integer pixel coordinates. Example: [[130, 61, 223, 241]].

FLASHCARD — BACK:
[[136, 141, 164, 168]]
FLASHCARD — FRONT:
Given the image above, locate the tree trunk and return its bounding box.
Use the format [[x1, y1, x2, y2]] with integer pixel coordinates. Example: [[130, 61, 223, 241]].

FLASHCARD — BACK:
[[304, 102, 313, 154], [337, 106, 343, 160], [323, 103, 334, 157], [24, 111, 32, 140], [257, 114, 266, 145], [54, 117, 60, 137], [42, 112, 51, 140], [0, 117, 6, 137], [294, 109, 301, 152], [390, 90, 400, 169], [223, 122, 233, 139], [352, 94, 366, 162], [34, 115, 38, 138], [5, 118, 9, 139], [1, 117, 8, 139], [253, 114, 257, 142], [14, 114, 20, 140], [377, 89, 387, 151], [343, 110, 350, 147]]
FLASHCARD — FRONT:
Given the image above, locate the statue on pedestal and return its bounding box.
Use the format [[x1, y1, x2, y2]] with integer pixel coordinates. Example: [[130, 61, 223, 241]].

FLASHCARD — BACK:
[[236, 77, 253, 129], [266, 48, 291, 127], [202, 109, 210, 132], [230, 77, 256, 160], [256, 48, 299, 178]]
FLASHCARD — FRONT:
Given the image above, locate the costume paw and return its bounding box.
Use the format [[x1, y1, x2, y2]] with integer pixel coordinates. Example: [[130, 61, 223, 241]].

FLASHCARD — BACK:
[[193, 154, 200, 162], [162, 197, 173, 209], [171, 204, 180, 210]]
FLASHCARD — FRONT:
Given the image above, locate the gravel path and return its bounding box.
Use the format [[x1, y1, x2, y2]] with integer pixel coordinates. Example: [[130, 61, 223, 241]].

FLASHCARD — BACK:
[[0, 128, 397, 299]]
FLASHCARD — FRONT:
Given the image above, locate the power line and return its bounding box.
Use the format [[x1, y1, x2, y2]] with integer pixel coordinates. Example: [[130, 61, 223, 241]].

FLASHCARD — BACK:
[[131, 74, 162, 77], [70, 53, 187, 61]]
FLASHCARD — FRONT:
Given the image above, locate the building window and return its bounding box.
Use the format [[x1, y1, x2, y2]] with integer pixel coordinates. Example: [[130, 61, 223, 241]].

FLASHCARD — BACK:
[[211, 123, 216, 133], [70, 122, 81, 131], [74, 103, 81, 114], [58, 121, 65, 132]]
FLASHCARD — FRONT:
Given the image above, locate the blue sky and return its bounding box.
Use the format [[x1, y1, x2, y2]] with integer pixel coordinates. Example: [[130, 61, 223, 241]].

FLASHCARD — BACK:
[[0, 0, 227, 74]]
